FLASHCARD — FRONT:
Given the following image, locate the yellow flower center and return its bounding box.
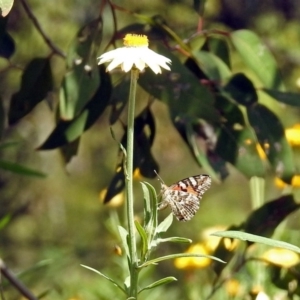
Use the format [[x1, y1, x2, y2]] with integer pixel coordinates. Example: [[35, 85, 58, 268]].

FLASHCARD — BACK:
[[123, 34, 149, 47]]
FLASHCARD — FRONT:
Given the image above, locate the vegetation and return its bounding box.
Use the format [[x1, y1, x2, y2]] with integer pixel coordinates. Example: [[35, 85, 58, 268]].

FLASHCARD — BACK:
[[1, 0, 300, 299]]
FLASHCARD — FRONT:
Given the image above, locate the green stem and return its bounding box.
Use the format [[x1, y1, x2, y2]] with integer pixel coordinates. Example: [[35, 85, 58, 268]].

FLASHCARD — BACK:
[[249, 176, 265, 288], [126, 68, 139, 298]]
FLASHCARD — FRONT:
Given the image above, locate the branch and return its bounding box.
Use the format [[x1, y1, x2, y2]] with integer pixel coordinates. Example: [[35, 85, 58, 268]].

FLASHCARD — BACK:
[[0, 259, 38, 300], [20, 0, 66, 58]]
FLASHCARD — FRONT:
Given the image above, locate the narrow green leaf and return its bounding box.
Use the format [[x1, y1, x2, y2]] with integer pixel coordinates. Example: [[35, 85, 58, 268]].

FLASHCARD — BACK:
[[142, 182, 158, 239], [157, 237, 192, 244], [212, 231, 300, 254], [118, 226, 130, 261], [230, 30, 284, 90], [81, 265, 126, 294], [124, 276, 130, 293], [155, 213, 173, 235], [141, 182, 152, 228], [0, 160, 46, 177], [134, 220, 148, 260], [263, 89, 300, 107], [138, 277, 177, 294], [139, 253, 225, 268]]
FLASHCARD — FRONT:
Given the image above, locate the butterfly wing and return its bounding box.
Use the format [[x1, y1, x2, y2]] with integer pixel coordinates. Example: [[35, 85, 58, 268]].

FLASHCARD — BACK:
[[159, 175, 211, 221]]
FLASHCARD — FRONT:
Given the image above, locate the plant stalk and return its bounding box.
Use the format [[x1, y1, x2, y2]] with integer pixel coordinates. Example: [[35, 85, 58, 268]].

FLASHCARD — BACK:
[[126, 68, 139, 298]]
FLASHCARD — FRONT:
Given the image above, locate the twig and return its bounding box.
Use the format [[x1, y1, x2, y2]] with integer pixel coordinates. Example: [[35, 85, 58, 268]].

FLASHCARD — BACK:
[[19, 0, 66, 58], [0, 259, 38, 300]]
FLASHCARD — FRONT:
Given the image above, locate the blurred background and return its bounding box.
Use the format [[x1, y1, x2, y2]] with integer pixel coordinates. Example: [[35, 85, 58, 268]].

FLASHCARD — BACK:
[[1, 0, 300, 299]]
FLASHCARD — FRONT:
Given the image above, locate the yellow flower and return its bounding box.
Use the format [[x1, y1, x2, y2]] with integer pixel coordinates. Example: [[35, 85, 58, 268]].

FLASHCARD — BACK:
[[98, 34, 171, 74], [174, 243, 211, 270], [225, 279, 241, 297], [275, 175, 300, 188], [285, 124, 300, 146], [261, 248, 300, 268], [202, 226, 238, 252]]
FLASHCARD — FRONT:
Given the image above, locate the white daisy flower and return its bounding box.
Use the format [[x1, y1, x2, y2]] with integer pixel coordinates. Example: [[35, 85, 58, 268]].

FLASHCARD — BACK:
[[98, 34, 171, 74]]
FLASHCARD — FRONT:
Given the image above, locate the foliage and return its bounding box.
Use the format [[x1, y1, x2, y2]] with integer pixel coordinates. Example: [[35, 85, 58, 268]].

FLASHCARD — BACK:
[[0, 0, 300, 299]]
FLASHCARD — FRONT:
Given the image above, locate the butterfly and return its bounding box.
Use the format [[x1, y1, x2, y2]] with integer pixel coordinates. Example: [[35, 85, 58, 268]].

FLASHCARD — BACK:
[[156, 172, 212, 221]]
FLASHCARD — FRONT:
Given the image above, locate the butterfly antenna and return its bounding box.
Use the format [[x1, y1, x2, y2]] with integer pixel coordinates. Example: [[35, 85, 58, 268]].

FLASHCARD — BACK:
[[154, 170, 165, 184]]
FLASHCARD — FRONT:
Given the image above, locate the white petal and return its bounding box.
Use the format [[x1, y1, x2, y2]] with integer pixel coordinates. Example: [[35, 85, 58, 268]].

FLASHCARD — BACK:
[[98, 48, 127, 64], [134, 59, 146, 71], [98, 45, 171, 73], [106, 57, 125, 71], [122, 56, 135, 72]]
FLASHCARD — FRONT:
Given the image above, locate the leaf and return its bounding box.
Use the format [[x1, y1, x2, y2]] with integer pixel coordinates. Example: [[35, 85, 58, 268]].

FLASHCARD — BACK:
[[212, 231, 300, 254], [138, 277, 177, 294], [9, 58, 53, 124], [138, 47, 219, 122], [39, 65, 111, 150], [263, 89, 300, 107], [214, 94, 245, 126], [244, 195, 300, 238], [155, 213, 173, 235], [139, 253, 225, 268], [141, 182, 158, 235], [230, 30, 285, 90], [156, 237, 192, 244], [247, 103, 295, 182], [0, 160, 46, 177], [192, 0, 206, 16], [0, 0, 14, 17], [81, 265, 126, 294], [215, 125, 265, 178], [224, 73, 258, 106], [151, 215, 174, 248], [0, 16, 14, 58], [118, 226, 130, 261], [60, 17, 102, 120], [134, 220, 148, 261], [173, 117, 222, 182], [193, 50, 231, 82], [206, 37, 231, 68]]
